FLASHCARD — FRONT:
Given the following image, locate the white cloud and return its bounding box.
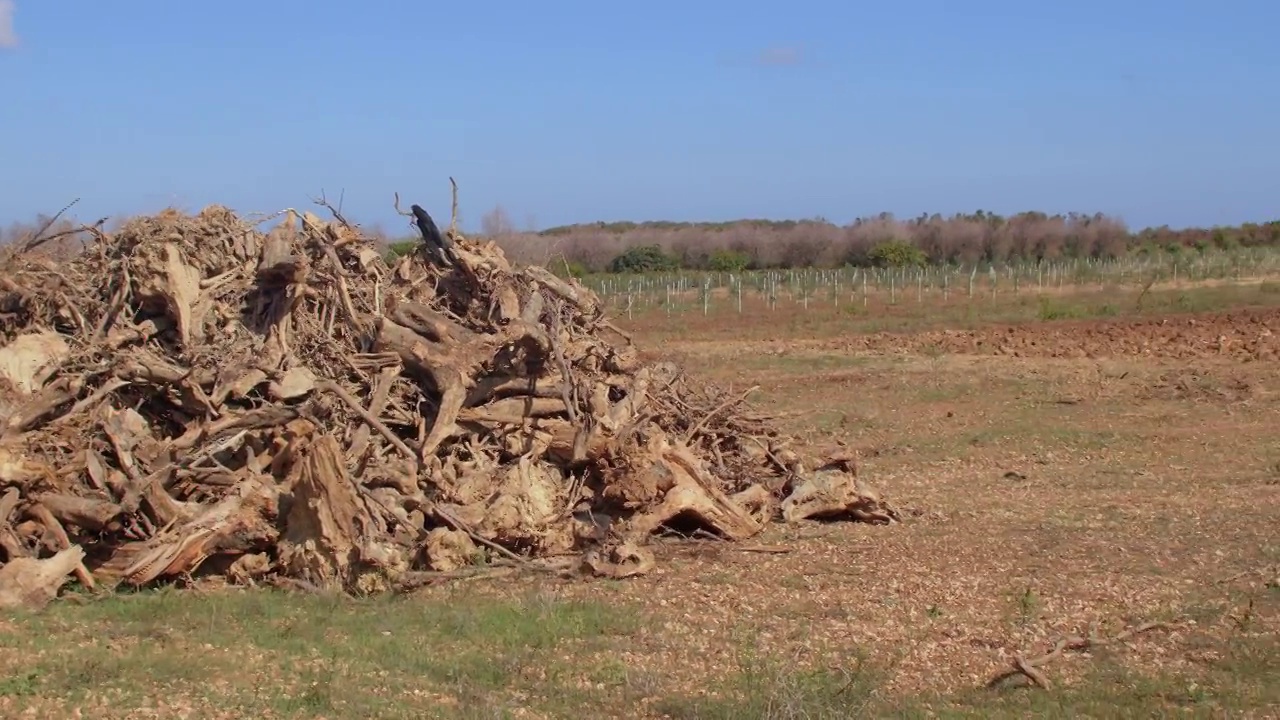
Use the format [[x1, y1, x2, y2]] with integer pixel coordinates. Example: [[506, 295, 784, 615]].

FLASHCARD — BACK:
[[0, 0, 17, 49]]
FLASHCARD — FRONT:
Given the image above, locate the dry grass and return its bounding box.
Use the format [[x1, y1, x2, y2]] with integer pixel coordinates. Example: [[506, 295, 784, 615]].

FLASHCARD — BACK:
[[2, 281, 1278, 718]]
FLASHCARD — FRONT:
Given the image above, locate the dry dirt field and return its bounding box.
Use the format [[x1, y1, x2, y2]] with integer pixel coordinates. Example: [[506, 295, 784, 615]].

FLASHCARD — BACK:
[[1, 282, 1278, 719]]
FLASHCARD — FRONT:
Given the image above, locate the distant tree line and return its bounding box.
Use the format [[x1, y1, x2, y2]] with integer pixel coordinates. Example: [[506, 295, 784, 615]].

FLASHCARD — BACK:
[[7, 206, 1278, 275], [478, 209, 1280, 274]]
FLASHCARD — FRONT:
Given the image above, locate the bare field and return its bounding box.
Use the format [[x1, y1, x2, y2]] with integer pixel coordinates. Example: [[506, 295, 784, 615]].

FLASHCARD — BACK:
[[2, 281, 1279, 719]]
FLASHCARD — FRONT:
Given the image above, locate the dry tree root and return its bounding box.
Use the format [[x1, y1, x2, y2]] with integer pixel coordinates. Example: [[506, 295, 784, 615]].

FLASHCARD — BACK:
[[0, 184, 903, 610], [986, 621, 1181, 691]]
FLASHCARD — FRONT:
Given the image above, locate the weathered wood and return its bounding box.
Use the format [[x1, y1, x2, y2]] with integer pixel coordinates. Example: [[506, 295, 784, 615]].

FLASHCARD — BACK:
[[0, 199, 899, 607], [37, 493, 123, 532], [0, 546, 87, 611], [24, 504, 95, 589], [0, 487, 29, 561]]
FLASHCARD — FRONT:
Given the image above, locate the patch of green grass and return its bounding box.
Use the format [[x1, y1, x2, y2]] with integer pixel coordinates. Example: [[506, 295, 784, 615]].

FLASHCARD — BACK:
[[907, 631, 1280, 719], [1014, 585, 1040, 628], [654, 632, 1279, 720], [654, 652, 881, 720], [4, 586, 1278, 718], [0, 587, 638, 718], [0, 670, 39, 697], [1037, 296, 1086, 321]]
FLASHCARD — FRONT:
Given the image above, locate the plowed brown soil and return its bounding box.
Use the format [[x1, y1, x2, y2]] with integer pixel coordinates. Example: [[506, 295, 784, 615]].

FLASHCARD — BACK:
[[838, 306, 1279, 361]]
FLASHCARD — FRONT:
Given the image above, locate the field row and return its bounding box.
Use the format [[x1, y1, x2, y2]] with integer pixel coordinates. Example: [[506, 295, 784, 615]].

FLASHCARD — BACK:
[[576, 247, 1280, 308]]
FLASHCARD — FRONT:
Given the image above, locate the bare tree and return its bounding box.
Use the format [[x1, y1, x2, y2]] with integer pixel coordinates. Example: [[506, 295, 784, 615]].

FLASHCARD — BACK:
[[481, 204, 515, 236]]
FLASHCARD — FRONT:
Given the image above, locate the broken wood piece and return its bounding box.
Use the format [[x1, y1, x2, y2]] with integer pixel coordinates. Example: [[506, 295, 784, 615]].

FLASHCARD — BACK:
[[0, 445, 57, 488], [457, 396, 568, 425], [276, 421, 407, 591], [0, 331, 70, 395], [431, 504, 541, 567], [133, 242, 204, 347], [0, 545, 87, 611], [36, 493, 123, 532], [3, 376, 82, 436], [582, 541, 655, 579], [227, 552, 272, 586], [105, 474, 280, 586], [464, 375, 563, 408], [609, 438, 763, 542], [422, 527, 479, 572], [346, 366, 400, 461], [24, 504, 95, 590], [211, 367, 268, 406], [781, 468, 897, 525], [0, 487, 28, 561], [257, 227, 308, 285]]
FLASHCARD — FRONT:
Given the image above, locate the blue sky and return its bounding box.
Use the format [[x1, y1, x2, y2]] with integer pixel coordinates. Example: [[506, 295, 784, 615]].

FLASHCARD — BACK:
[[1, 1, 1277, 235]]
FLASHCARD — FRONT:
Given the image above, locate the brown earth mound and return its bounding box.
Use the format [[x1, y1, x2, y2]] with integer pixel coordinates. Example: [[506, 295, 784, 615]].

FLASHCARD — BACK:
[[0, 199, 897, 609]]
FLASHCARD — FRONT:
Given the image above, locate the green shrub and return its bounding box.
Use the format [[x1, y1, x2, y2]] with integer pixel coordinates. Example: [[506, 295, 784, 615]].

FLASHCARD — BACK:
[[1212, 229, 1240, 250], [549, 259, 588, 279], [707, 248, 750, 272], [384, 239, 418, 262], [867, 240, 927, 268], [607, 245, 680, 273]]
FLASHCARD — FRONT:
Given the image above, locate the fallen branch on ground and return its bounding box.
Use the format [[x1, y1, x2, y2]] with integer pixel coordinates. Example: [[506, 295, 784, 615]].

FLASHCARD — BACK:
[[986, 620, 1181, 691]]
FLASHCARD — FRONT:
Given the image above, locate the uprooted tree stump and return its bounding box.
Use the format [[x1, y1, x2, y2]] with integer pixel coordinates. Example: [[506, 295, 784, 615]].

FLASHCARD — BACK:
[[0, 193, 902, 608]]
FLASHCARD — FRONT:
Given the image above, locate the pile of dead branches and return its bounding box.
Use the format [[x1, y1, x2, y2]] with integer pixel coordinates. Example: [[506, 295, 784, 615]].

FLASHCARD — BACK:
[[0, 191, 898, 609]]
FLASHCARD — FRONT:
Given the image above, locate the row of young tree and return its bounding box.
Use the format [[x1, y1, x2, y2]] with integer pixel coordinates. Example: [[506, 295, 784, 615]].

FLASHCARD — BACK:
[[478, 208, 1280, 273]]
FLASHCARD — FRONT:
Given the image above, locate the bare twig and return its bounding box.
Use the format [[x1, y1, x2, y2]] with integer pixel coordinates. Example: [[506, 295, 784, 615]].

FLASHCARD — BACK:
[[547, 302, 580, 425], [49, 378, 130, 426], [313, 189, 353, 229], [15, 198, 80, 254], [392, 192, 413, 217], [600, 319, 633, 345], [448, 177, 459, 238], [318, 380, 420, 464], [986, 620, 1180, 690], [745, 435, 796, 478], [1135, 272, 1159, 310], [12, 217, 106, 258], [685, 386, 760, 443], [1214, 564, 1277, 586]]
